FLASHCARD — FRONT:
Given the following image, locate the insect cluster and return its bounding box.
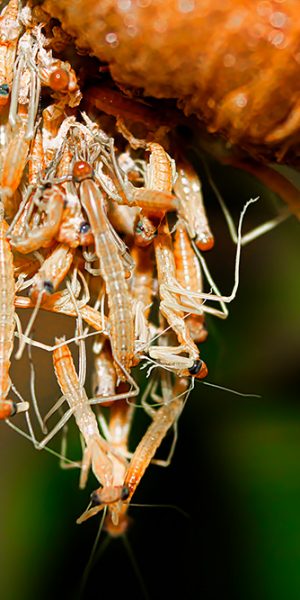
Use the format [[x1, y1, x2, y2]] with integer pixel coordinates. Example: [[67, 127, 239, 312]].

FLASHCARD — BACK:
[[0, 0, 264, 536]]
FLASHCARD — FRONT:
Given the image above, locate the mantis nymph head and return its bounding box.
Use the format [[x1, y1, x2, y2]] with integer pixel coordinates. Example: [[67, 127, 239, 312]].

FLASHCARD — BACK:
[[76, 484, 130, 526], [73, 160, 94, 182], [187, 358, 208, 380]]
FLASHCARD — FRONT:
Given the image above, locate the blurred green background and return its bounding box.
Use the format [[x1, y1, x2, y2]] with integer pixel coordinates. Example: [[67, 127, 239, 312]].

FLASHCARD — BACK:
[[0, 156, 299, 600]]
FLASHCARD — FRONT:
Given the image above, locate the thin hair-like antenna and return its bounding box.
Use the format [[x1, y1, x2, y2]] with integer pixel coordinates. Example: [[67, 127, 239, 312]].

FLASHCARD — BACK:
[[28, 340, 47, 434], [140, 354, 260, 398], [122, 535, 150, 600], [78, 508, 107, 599], [200, 380, 261, 398], [15, 289, 43, 359]]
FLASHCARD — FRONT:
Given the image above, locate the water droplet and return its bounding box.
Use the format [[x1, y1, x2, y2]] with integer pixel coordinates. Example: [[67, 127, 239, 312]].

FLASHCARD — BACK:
[[269, 11, 287, 28], [268, 29, 286, 47], [223, 53, 236, 68], [127, 25, 138, 37], [177, 0, 195, 14], [235, 93, 248, 108], [257, 1, 272, 18], [226, 10, 247, 30], [117, 0, 132, 10], [105, 32, 118, 46]]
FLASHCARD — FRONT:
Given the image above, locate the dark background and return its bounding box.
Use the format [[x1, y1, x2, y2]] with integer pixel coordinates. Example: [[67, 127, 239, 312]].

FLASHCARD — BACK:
[[0, 157, 299, 600]]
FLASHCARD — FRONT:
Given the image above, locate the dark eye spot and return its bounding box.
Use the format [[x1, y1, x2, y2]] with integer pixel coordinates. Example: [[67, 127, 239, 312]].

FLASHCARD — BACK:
[[121, 486, 130, 501], [90, 490, 102, 507], [10, 402, 18, 417], [0, 84, 9, 96], [135, 221, 145, 234], [43, 280, 54, 294], [188, 359, 203, 375], [79, 221, 90, 234]]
